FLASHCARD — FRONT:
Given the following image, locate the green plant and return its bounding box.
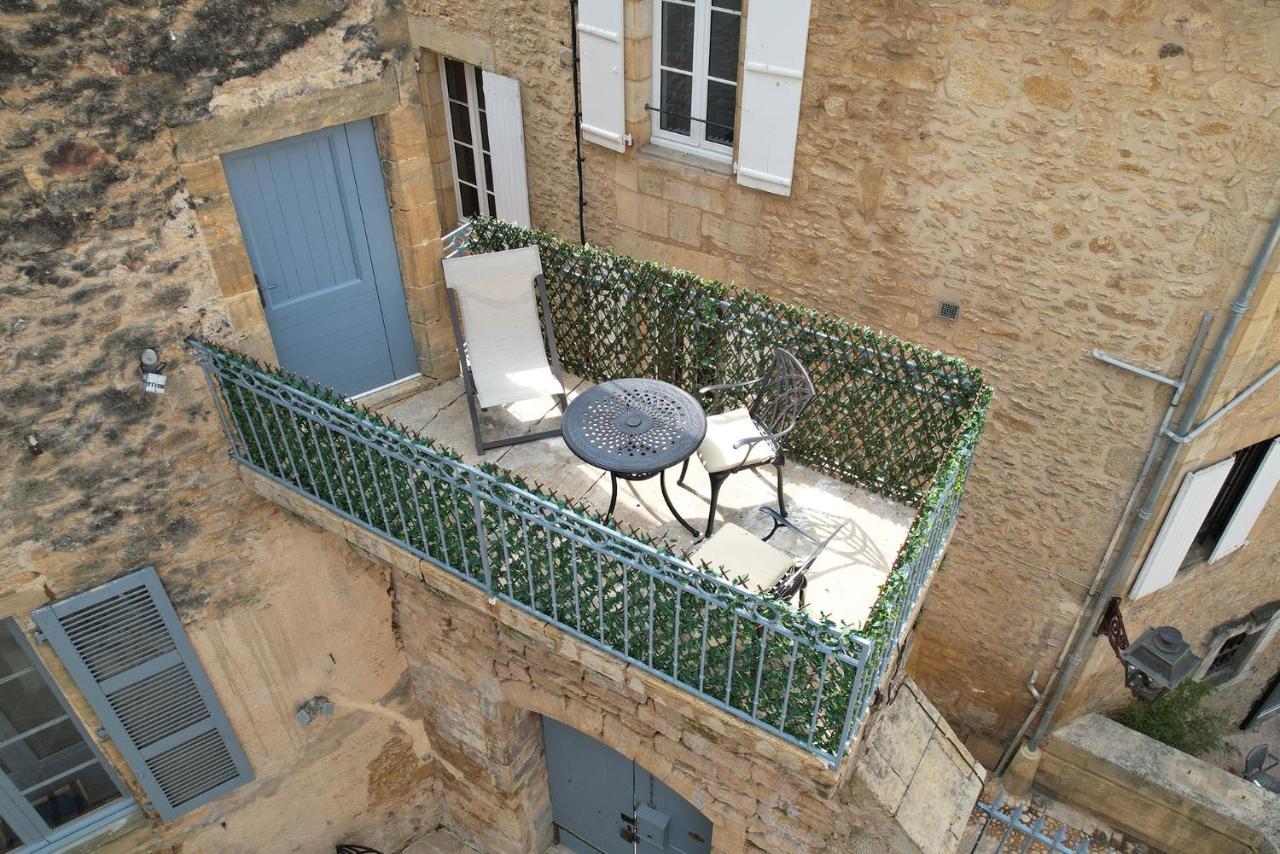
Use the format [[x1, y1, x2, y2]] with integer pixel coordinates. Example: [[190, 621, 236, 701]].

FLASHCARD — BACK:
[[1113, 680, 1240, 757]]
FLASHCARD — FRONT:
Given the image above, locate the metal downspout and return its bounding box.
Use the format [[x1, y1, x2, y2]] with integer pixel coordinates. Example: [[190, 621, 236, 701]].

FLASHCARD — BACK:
[[1023, 204, 1280, 753], [991, 315, 1208, 775]]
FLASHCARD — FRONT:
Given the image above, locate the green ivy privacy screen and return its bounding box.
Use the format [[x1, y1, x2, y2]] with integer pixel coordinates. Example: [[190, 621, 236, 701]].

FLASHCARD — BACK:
[[190, 220, 989, 765]]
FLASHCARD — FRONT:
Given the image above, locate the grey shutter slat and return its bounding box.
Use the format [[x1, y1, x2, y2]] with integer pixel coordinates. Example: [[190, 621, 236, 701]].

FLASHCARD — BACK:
[[33, 566, 252, 822]]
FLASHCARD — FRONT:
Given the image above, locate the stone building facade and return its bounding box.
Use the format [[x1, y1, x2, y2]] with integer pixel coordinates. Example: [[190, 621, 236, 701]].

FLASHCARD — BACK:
[[398, 0, 1280, 763], [1, 0, 1278, 851]]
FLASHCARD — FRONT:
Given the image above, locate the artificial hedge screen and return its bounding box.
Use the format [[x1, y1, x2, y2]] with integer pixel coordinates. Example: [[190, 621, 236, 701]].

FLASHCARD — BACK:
[[192, 221, 990, 761]]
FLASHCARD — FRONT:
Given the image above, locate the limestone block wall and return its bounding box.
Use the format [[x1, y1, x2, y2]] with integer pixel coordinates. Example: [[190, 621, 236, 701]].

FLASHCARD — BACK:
[[0, 0, 447, 849], [1038, 714, 1280, 853], [402, 0, 1280, 761], [243, 465, 987, 853]]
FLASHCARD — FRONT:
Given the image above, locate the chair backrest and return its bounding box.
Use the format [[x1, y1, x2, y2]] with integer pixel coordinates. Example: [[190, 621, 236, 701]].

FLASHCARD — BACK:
[[1244, 744, 1270, 777], [748, 348, 816, 442], [443, 246, 561, 408]]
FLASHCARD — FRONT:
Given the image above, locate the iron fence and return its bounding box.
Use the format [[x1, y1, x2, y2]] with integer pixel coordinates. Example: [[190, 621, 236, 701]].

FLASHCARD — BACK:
[[192, 222, 989, 766], [971, 793, 1091, 853], [191, 338, 975, 764]]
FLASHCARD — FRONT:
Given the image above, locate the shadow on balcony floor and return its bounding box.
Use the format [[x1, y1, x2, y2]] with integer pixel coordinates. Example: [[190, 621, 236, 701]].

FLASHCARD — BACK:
[[378, 375, 915, 631]]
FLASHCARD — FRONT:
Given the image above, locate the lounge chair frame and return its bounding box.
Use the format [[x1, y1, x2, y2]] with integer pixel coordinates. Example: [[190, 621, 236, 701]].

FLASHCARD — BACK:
[[446, 272, 568, 455]]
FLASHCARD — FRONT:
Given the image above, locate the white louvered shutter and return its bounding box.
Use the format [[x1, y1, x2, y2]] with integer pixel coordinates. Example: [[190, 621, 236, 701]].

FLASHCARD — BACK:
[[1130, 457, 1234, 599], [577, 0, 626, 152], [34, 566, 252, 822], [1210, 438, 1280, 563], [482, 71, 532, 227], [734, 0, 812, 196]]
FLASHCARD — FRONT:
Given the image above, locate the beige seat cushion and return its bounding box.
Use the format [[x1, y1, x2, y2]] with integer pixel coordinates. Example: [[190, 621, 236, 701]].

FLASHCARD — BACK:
[[442, 246, 566, 408], [697, 407, 777, 473], [690, 523, 794, 592]]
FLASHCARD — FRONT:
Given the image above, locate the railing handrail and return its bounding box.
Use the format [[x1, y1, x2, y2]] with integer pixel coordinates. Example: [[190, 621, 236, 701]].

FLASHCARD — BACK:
[[193, 226, 987, 766], [191, 340, 902, 763], [196, 341, 869, 656]]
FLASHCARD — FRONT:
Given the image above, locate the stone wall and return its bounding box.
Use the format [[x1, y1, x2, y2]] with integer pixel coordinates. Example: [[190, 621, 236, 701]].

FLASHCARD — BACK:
[[1, 1, 445, 849], [245, 466, 987, 854], [1038, 714, 1280, 853], [402, 0, 1280, 762]]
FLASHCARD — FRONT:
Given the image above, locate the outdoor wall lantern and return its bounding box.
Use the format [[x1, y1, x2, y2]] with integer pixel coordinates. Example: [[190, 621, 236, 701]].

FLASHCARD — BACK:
[[1119, 626, 1202, 701], [140, 347, 166, 395]]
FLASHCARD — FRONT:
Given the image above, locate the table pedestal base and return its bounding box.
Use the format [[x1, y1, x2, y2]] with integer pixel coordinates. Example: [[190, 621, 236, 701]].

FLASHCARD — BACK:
[[607, 467, 699, 537]]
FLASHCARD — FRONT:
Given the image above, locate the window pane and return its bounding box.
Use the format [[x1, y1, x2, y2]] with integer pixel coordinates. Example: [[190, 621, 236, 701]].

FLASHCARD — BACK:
[[454, 143, 477, 185], [459, 183, 480, 219], [0, 723, 94, 787], [479, 110, 491, 153], [660, 71, 693, 136], [660, 1, 695, 71], [444, 58, 469, 102], [708, 10, 740, 82], [711, 0, 741, 10], [474, 66, 486, 110], [449, 102, 473, 145], [0, 631, 30, 681], [485, 192, 497, 217], [705, 79, 736, 145], [483, 153, 494, 192], [27, 762, 121, 830], [0, 671, 63, 735]]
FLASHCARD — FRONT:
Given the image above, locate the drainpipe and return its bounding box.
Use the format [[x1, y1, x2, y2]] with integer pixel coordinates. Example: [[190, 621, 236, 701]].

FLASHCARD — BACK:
[[994, 314, 1210, 781], [1016, 204, 1280, 767], [567, 0, 588, 244]]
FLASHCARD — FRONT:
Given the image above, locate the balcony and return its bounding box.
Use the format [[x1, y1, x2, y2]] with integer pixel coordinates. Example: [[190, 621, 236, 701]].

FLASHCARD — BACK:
[[190, 218, 990, 767]]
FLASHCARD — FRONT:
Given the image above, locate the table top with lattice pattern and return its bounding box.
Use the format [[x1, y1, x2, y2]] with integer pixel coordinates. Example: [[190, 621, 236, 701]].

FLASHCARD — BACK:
[[562, 379, 707, 476]]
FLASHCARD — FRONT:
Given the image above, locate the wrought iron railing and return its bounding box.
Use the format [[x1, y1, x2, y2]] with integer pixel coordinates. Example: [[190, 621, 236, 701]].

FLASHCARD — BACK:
[[192, 223, 989, 766], [971, 792, 1091, 853]]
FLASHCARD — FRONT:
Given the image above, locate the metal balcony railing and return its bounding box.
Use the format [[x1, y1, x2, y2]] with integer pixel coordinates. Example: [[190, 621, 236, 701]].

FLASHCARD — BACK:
[[191, 223, 989, 766]]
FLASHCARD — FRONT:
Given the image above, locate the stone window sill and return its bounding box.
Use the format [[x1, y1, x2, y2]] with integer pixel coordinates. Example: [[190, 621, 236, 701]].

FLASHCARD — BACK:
[[637, 143, 734, 179]]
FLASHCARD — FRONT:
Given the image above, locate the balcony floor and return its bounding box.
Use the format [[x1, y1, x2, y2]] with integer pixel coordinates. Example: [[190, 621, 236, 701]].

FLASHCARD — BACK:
[[377, 376, 915, 631]]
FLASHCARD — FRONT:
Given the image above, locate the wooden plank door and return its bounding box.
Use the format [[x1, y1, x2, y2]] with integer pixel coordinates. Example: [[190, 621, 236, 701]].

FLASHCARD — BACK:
[[222, 120, 417, 396]]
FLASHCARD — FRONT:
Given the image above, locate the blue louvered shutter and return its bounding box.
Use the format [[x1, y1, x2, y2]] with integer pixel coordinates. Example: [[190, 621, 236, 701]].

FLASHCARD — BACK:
[[33, 566, 252, 822]]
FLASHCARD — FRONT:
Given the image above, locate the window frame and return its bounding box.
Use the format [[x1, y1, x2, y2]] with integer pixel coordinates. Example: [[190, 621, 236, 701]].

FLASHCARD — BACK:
[[0, 619, 134, 852], [439, 56, 497, 225], [1195, 610, 1280, 690], [649, 0, 741, 163]]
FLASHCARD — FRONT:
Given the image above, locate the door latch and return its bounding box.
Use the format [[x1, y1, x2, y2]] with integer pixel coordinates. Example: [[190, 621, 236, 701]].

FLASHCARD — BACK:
[[620, 812, 637, 843]]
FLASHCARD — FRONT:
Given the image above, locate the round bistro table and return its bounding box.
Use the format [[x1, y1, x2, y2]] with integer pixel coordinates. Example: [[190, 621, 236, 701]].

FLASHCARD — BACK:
[[562, 378, 707, 536]]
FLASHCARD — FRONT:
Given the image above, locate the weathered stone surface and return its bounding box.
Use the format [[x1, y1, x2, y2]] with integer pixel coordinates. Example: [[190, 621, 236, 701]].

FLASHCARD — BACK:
[[1022, 74, 1077, 111], [1039, 715, 1280, 853], [946, 54, 1012, 108]]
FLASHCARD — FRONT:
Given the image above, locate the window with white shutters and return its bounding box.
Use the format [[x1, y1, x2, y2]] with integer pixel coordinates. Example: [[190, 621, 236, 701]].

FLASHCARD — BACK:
[[441, 57, 498, 222], [440, 59, 532, 228], [33, 566, 251, 823], [651, 0, 741, 161], [735, 0, 812, 195], [577, 0, 627, 152], [1204, 436, 1280, 564], [1130, 457, 1234, 599]]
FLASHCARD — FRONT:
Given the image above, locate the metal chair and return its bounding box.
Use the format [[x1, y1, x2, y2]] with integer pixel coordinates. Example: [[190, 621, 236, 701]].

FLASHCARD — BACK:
[[679, 347, 816, 537], [1243, 744, 1280, 793], [689, 507, 842, 608]]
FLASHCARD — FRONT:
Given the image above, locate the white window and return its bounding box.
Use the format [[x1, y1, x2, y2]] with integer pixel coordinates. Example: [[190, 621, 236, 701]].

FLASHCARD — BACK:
[[651, 0, 741, 161], [441, 57, 497, 221]]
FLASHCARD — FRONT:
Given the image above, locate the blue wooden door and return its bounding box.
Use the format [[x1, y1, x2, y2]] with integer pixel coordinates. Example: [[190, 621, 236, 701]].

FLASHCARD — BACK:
[[542, 717, 712, 854], [222, 120, 417, 396]]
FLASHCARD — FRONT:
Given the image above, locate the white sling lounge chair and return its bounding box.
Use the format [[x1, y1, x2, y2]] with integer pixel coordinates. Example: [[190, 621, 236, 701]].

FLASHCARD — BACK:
[[442, 246, 568, 454]]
